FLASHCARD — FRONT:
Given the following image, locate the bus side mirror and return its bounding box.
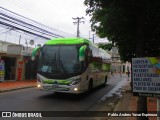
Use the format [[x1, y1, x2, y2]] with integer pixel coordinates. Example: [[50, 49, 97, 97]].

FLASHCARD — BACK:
[[79, 45, 87, 61], [31, 47, 41, 61]]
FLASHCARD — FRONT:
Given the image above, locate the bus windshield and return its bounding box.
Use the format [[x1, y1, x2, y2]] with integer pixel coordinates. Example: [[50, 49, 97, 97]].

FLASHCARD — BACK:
[[38, 45, 82, 79]]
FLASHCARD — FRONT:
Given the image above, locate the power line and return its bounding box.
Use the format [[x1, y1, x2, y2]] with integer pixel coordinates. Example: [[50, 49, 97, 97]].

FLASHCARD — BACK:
[[0, 7, 75, 39]]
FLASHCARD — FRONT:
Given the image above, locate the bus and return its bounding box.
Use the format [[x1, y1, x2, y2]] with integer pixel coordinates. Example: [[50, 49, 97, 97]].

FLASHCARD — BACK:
[[32, 38, 111, 94]]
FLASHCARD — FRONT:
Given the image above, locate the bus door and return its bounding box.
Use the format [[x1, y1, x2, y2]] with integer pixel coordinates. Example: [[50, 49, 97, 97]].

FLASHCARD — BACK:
[[92, 62, 100, 86]]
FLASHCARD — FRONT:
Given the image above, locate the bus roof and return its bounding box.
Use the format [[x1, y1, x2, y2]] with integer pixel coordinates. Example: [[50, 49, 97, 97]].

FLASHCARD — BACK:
[[44, 37, 111, 59], [45, 38, 91, 45]]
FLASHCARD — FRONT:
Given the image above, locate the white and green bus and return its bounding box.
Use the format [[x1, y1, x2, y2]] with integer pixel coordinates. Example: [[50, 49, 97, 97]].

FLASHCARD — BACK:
[[32, 38, 111, 94]]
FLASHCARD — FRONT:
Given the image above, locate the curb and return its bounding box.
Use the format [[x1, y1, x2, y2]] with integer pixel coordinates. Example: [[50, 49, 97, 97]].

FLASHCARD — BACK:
[[113, 80, 132, 111], [0, 86, 36, 93]]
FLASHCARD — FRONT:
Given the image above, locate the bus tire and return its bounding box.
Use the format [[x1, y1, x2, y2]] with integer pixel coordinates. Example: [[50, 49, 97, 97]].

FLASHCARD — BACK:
[[103, 76, 107, 87], [88, 79, 93, 93]]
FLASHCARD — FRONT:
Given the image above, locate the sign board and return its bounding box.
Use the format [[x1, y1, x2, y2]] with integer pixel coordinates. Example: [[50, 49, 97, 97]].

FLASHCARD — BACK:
[[7, 45, 23, 55], [132, 57, 160, 97], [0, 59, 5, 81]]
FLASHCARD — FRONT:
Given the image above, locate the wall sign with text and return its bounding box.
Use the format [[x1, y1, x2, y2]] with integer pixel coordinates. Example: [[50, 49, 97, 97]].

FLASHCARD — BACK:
[[132, 57, 160, 97]]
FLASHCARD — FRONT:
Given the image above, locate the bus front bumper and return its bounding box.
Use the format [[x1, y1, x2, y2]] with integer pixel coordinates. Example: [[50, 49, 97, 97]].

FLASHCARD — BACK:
[[37, 82, 85, 94]]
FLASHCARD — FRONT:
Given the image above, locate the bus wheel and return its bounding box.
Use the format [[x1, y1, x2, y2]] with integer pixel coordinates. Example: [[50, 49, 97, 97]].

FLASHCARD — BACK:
[[103, 76, 107, 87], [88, 80, 93, 93]]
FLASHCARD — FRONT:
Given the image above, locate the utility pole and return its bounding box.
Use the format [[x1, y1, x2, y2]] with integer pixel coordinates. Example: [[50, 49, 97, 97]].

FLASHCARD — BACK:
[[72, 17, 85, 37], [89, 31, 91, 40], [92, 34, 96, 43], [89, 31, 92, 40], [19, 35, 21, 45]]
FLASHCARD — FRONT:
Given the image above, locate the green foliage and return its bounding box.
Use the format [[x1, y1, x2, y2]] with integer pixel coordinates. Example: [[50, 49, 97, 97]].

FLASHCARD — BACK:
[[84, 0, 160, 62], [98, 43, 113, 51]]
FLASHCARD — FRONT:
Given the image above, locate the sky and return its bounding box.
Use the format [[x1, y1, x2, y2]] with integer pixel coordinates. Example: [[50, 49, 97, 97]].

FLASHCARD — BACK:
[[0, 0, 108, 44]]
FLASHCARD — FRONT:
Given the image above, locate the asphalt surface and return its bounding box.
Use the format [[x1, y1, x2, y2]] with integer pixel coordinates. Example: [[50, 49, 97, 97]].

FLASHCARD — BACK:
[[0, 74, 129, 120]]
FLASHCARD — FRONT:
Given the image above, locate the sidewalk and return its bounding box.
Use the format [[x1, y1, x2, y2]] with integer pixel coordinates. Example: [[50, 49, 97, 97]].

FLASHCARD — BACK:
[[0, 79, 37, 92], [112, 74, 157, 120]]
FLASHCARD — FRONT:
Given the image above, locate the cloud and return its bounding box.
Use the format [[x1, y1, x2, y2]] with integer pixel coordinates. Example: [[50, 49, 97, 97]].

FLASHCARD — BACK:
[[0, 0, 107, 43]]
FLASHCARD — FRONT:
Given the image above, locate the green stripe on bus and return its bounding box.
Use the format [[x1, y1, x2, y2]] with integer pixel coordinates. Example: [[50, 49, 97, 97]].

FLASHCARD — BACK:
[[31, 47, 40, 60], [43, 80, 71, 85], [79, 45, 87, 61], [45, 38, 91, 45]]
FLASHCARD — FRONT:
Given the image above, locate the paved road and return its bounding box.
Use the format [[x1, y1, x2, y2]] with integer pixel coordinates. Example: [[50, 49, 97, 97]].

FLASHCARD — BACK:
[[0, 75, 128, 120]]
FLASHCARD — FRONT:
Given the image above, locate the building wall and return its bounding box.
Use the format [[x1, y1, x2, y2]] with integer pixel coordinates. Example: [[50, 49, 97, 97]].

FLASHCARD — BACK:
[[0, 40, 36, 81], [0, 41, 10, 52]]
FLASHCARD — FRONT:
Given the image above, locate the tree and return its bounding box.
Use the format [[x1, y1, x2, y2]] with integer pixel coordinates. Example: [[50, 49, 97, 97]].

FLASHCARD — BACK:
[[84, 1, 160, 120], [84, 0, 160, 62], [98, 43, 113, 51]]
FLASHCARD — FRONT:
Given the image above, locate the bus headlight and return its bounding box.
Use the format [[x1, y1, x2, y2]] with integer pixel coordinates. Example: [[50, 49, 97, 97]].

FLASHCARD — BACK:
[[69, 78, 81, 85], [74, 88, 78, 91], [37, 84, 41, 88]]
